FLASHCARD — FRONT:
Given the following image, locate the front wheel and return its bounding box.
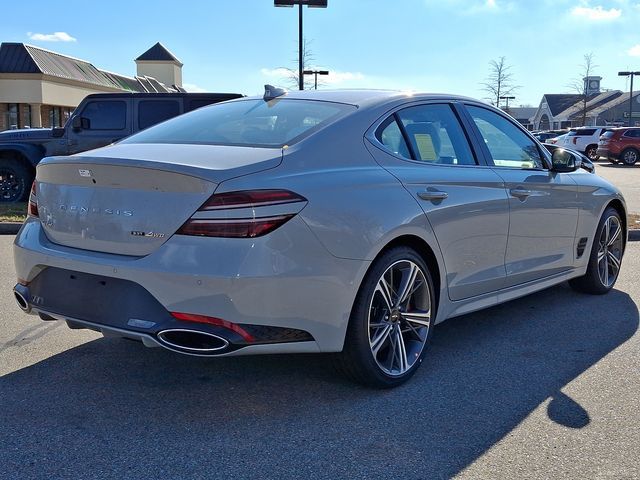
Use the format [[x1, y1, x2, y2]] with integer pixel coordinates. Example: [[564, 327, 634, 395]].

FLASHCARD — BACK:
[[335, 247, 436, 388], [0, 157, 33, 202], [569, 207, 624, 294]]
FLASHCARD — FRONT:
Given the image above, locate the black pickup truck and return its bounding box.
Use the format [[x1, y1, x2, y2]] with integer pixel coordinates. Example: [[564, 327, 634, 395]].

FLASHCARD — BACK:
[[0, 92, 243, 202]]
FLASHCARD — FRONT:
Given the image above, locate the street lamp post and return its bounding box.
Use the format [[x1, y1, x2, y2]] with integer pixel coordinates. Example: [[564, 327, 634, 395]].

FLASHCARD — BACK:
[[275, 0, 328, 91], [618, 71, 640, 127], [303, 69, 329, 89], [500, 95, 515, 113]]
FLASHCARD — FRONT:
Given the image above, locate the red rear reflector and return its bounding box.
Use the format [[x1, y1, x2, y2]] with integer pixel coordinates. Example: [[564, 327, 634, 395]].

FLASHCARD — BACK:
[[177, 215, 294, 238], [28, 181, 38, 218], [171, 312, 255, 342]]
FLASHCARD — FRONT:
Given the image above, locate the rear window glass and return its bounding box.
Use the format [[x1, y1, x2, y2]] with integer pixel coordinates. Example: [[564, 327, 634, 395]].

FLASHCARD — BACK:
[[602, 131, 615, 138], [121, 99, 355, 147], [568, 129, 596, 136]]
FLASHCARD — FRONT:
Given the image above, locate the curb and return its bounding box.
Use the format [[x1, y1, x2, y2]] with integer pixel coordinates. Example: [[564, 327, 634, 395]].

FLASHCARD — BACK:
[[0, 223, 22, 235]]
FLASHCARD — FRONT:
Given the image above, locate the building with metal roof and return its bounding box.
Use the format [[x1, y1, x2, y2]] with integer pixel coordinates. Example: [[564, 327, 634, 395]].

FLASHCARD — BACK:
[[0, 42, 185, 131]]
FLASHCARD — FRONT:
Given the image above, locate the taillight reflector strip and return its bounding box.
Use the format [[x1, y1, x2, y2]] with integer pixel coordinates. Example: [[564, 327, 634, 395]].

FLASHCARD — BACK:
[[171, 312, 255, 342], [200, 189, 306, 210], [177, 215, 294, 238]]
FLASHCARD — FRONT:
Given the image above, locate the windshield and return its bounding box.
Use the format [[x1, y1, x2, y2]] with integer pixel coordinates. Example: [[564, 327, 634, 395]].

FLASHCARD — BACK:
[[121, 98, 355, 147]]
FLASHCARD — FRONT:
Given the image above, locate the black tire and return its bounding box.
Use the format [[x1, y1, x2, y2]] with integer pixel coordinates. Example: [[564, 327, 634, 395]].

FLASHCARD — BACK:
[[585, 145, 598, 161], [621, 148, 639, 166], [335, 246, 436, 388], [569, 207, 624, 295], [0, 157, 33, 203]]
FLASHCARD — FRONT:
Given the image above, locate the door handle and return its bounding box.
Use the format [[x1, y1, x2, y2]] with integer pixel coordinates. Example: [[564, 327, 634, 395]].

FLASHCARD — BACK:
[[510, 188, 532, 198], [418, 190, 448, 201]]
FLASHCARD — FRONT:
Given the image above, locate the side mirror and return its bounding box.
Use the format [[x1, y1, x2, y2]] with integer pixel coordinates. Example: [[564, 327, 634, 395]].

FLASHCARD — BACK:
[[51, 127, 65, 138], [71, 116, 90, 131], [551, 148, 580, 172]]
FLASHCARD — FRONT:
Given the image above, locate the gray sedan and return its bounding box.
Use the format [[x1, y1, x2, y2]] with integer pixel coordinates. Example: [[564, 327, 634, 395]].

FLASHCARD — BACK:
[[13, 88, 627, 387]]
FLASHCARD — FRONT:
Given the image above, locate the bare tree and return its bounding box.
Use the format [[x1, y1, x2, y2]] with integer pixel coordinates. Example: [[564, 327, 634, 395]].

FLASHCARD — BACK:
[[279, 38, 323, 90], [568, 52, 598, 127], [481, 57, 518, 107]]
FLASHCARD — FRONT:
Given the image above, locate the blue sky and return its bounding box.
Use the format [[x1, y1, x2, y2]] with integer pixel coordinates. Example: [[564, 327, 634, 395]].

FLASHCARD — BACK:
[[4, 0, 640, 107]]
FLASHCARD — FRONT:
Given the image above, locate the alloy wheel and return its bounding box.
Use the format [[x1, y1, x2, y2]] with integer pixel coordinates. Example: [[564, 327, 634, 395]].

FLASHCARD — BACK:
[[368, 260, 431, 376], [0, 168, 21, 202], [597, 215, 623, 288], [623, 149, 638, 165]]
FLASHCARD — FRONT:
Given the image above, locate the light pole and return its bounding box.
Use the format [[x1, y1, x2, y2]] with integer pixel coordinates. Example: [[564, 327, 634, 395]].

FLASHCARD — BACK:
[[303, 69, 329, 89], [618, 71, 640, 127], [275, 0, 328, 91], [500, 95, 515, 113]]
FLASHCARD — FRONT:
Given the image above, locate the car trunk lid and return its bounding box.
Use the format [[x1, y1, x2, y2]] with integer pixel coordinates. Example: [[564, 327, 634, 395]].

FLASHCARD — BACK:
[[35, 143, 283, 256]]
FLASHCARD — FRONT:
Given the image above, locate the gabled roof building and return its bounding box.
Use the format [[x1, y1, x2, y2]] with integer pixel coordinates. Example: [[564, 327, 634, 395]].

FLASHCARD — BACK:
[[532, 76, 640, 130], [0, 42, 185, 131]]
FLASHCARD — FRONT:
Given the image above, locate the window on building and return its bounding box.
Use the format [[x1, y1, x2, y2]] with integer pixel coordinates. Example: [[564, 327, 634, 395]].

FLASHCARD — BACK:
[[8, 104, 19, 129], [49, 107, 64, 128]]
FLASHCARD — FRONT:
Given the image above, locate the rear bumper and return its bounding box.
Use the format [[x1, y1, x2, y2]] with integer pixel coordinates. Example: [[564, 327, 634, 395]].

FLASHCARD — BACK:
[[13, 217, 370, 353], [596, 147, 618, 159]]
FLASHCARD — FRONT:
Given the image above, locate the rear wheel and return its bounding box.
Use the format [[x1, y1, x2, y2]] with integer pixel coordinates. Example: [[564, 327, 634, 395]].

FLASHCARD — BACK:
[[621, 148, 639, 166], [585, 145, 598, 161], [569, 207, 624, 294], [336, 247, 435, 388], [0, 157, 33, 202]]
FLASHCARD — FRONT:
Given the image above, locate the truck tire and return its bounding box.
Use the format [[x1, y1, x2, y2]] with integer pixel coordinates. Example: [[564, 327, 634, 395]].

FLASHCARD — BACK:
[[0, 157, 34, 202]]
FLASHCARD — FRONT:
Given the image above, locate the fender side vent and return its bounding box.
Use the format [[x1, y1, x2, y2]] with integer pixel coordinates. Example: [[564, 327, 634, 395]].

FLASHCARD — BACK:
[[576, 237, 588, 258]]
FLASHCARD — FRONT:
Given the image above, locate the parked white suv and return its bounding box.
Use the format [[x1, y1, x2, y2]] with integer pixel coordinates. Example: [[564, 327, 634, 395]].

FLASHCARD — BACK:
[[558, 127, 611, 160]]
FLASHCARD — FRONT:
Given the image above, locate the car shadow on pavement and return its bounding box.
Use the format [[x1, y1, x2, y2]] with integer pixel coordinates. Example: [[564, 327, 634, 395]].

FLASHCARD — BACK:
[[0, 283, 637, 479]]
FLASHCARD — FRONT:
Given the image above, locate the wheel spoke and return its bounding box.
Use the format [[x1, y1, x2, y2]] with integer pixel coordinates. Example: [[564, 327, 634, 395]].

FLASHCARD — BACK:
[[375, 276, 394, 311], [370, 324, 392, 355], [607, 251, 621, 271], [607, 222, 621, 247], [403, 310, 430, 327], [396, 264, 419, 307], [395, 326, 409, 373]]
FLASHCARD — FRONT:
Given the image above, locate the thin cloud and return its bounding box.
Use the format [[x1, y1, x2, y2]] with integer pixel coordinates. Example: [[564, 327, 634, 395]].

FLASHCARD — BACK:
[[182, 83, 208, 93], [628, 45, 640, 56], [28, 31, 77, 42], [570, 6, 621, 20]]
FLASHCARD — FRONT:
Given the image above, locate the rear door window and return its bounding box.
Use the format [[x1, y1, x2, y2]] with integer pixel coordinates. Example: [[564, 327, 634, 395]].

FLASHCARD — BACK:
[[138, 100, 181, 130], [376, 104, 476, 165]]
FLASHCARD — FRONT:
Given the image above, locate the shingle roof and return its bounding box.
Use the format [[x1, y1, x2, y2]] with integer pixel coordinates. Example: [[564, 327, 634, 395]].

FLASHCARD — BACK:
[[0, 42, 179, 93], [544, 94, 584, 115], [135, 42, 182, 65]]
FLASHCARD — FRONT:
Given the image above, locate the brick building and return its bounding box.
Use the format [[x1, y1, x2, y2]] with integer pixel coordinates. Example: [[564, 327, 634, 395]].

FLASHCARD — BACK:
[[0, 42, 185, 131]]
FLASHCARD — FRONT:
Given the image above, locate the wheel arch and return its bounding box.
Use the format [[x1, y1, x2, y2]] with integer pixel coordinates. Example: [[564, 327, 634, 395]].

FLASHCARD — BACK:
[[367, 234, 443, 313], [607, 198, 628, 249]]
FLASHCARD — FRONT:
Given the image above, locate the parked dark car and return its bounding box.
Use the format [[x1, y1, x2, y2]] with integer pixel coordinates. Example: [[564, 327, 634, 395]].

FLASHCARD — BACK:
[[0, 92, 243, 202], [533, 130, 567, 143], [597, 127, 640, 165]]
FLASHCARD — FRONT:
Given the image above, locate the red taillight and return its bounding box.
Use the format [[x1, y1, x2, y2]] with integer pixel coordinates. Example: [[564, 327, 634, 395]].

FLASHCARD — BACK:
[[27, 181, 38, 218], [177, 189, 306, 238], [200, 189, 306, 210], [171, 312, 255, 342], [177, 215, 294, 238]]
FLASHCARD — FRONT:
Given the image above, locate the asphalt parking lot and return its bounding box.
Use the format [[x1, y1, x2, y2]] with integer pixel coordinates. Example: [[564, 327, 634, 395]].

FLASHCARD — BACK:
[[594, 159, 640, 214], [0, 231, 639, 479]]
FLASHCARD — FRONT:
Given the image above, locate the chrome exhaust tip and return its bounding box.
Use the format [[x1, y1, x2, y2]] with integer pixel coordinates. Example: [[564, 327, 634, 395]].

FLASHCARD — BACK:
[[13, 286, 31, 313], [157, 329, 229, 354]]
